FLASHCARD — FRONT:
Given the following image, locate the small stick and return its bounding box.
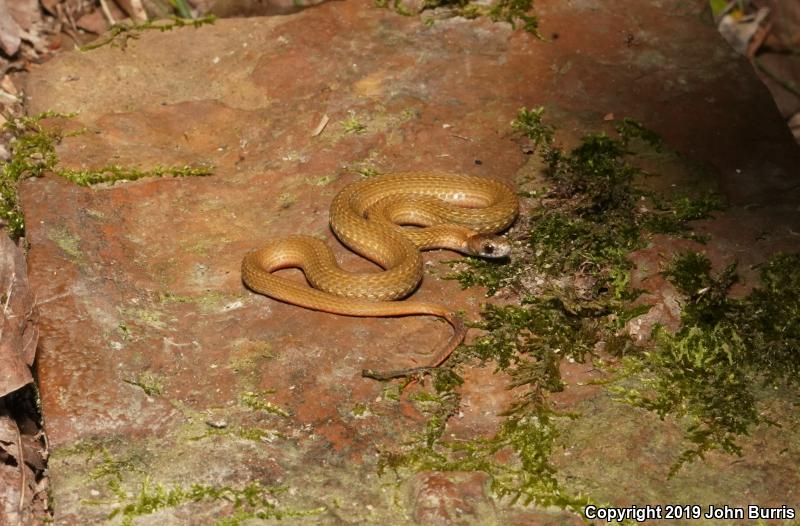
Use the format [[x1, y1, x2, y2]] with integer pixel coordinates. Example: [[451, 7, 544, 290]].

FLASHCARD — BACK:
[[15, 416, 25, 520], [98, 0, 116, 25], [129, 0, 148, 22]]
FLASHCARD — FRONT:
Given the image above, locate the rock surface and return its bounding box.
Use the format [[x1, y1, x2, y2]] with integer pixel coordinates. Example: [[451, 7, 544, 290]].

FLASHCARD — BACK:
[[18, 0, 800, 523]]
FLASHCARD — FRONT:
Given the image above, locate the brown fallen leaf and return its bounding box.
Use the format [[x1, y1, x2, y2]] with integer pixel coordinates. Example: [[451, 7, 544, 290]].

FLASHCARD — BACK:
[[0, 75, 17, 95], [0, 0, 22, 56], [76, 9, 110, 35], [0, 234, 38, 398], [6, 0, 41, 33], [0, 397, 47, 525]]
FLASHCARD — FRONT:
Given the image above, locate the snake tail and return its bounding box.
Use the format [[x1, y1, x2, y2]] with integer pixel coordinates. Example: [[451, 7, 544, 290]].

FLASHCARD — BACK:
[[242, 246, 467, 376]]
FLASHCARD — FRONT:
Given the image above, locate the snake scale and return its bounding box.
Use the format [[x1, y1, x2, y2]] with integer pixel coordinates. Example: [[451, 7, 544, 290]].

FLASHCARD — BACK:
[[241, 171, 519, 379]]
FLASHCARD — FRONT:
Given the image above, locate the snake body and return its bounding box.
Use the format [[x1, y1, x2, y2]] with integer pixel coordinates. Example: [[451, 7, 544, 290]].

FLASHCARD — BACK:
[[241, 172, 519, 378]]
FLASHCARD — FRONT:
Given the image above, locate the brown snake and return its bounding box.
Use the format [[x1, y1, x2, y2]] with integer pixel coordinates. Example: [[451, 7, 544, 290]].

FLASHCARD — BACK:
[[241, 172, 519, 380]]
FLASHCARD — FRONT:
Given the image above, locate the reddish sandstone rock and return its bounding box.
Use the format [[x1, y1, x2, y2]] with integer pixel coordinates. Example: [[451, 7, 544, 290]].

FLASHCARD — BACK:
[[19, 0, 800, 523]]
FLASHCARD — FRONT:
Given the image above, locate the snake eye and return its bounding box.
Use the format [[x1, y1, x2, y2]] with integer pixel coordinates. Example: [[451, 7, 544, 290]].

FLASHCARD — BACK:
[[483, 243, 495, 255]]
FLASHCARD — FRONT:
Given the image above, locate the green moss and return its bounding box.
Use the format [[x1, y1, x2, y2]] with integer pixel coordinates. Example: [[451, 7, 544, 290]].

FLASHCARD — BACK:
[[616, 252, 800, 474], [60, 164, 212, 186], [615, 117, 665, 151], [233, 427, 283, 442], [189, 422, 284, 443], [239, 390, 290, 417], [392, 108, 797, 514], [642, 193, 724, 241], [449, 109, 716, 296], [487, 0, 539, 33], [108, 477, 322, 526], [381, 384, 402, 402], [75, 430, 322, 525], [277, 192, 296, 209], [381, 405, 590, 510], [89, 447, 148, 482], [308, 174, 338, 186], [49, 226, 82, 259], [357, 166, 381, 177], [79, 15, 217, 52], [350, 403, 370, 417], [158, 290, 238, 314], [1, 112, 68, 237], [339, 114, 367, 135], [121, 306, 167, 330], [445, 257, 519, 295], [0, 112, 214, 238], [123, 372, 165, 397], [510, 106, 554, 147]]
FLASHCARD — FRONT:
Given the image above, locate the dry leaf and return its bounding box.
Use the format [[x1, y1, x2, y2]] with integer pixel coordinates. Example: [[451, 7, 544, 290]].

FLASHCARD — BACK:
[[0, 404, 45, 526], [0, 75, 17, 95], [76, 10, 109, 35], [718, 7, 770, 55], [0, 0, 23, 56], [6, 0, 41, 33], [0, 234, 38, 398]]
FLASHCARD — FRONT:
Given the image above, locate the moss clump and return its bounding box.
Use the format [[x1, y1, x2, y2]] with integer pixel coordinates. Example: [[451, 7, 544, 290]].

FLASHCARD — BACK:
[[239, 390, 290, 418], [107, 477, 322, 526], [618, 252, 800, 473], [0, 112, 213, 237], [380, 108, 798, 516], [88, 447, 148, 482], [123, 372, 165, 397], [381, 389, 590, 510], [79, 15, 217, 52], [1, 112, 67, 236], [49, 225, 82, 259], [461, 298, 596, 405], [60, 164, 212, 186], [80, 440, 322, 525], [642, 193, 724, 241], [444, 257, 519, 295], [389, 107, 744, 513], [377, 0, 539, 34], [194, 425, 283, 443], [448, 107, 721, 295], [339, 113, 367, 135]]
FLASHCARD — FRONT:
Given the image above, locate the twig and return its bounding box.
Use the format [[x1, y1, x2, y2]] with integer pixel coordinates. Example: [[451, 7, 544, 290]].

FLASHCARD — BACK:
[[0, 273, 16, 342], [746, 20, 772, 58], [14, 416, 25, 521], [129, 0, 148, 22], [754, 57, 800, 98], [98, 0, 117, 25], [3, 274, 15, 311]]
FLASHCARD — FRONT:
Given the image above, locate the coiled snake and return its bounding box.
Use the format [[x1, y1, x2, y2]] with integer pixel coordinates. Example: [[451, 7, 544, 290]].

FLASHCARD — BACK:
[[241, 172, 519, 379]]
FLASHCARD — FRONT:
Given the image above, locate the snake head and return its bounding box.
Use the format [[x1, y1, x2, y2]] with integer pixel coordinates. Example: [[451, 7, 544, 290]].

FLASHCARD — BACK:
[[465, 234, 512, 258]]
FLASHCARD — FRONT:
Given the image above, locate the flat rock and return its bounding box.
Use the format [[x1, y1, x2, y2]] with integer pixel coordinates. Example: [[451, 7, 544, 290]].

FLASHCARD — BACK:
[[19, 0, 800, 523]]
